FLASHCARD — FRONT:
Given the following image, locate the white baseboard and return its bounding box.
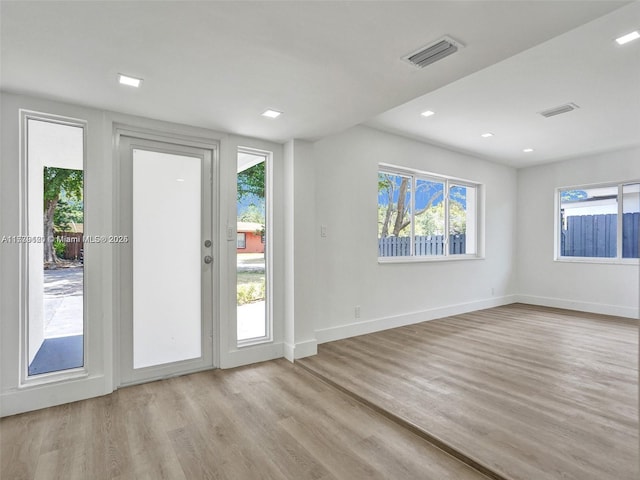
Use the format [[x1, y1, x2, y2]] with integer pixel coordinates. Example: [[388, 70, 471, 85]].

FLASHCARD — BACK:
[[1, 376, 108, 417], [284, 339, 318, 362], [515, 294, 639, 319], [315, 295, 517, 344]]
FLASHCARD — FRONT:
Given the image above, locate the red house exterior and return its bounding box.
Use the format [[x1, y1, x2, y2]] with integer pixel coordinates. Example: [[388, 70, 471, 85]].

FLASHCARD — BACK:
[[236, 222, 265, 254]]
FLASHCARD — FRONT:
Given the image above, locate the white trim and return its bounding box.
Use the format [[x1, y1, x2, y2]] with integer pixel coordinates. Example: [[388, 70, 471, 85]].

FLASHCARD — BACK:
[[555, 180, 640, 262], [515, 294, 639, 319], [378, 254, 484, 264], [1, 375, 106, 417], [235, 146, 274, 347], [284, 339, 317, 362], [378, 164, 483, 261], [220, 342, 283, 369], [315, 295, 517, 344], [18, 110, 89, 388]]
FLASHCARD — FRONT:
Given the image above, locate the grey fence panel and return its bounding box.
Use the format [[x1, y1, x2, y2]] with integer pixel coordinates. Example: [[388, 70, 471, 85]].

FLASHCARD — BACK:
[[562, 213, 639, 258], [623, 212, 640, 258], [379, 234, 466, 257]]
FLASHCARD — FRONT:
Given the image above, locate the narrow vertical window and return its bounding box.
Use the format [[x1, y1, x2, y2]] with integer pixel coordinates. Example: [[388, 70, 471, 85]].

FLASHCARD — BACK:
[[26, 117, 85, 376], [378, 172, 412, 257], [622, 183, 639, 259], [237, 149, 271, 344], [449, 184, 477, 255], [414, 178, 445, 256]]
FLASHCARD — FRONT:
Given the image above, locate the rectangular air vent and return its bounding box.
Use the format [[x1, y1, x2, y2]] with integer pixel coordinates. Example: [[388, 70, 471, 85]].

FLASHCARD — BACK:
[[403, 36, 464, 69], [539, 103, 580, 118]]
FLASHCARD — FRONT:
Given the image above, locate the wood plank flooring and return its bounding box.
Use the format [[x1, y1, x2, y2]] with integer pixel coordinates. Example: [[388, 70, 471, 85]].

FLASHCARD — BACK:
[[0, 359, 488, 480], [298, 304, 639, 480]]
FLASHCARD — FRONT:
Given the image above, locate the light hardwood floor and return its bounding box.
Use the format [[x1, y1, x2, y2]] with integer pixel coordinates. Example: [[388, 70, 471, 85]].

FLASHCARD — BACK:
[[298, 304, 639, 480], [1, 359, 489, 480]]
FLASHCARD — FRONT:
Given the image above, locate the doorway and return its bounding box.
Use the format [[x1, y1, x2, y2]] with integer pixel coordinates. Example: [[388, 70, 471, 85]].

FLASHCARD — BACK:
[[118, 134, 216, 385]]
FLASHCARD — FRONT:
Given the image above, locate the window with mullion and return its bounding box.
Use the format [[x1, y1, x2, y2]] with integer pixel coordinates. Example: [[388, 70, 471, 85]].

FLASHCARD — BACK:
[[378, 166, 480, 260]]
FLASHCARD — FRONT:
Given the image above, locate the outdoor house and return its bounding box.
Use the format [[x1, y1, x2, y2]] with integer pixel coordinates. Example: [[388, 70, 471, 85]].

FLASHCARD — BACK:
[[236, 222, 265, 254], [1, 2, 638, 480]]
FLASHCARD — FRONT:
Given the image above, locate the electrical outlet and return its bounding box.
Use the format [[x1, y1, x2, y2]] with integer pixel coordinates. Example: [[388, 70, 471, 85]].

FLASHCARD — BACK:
[[355, 305, 361, 318], [227, 225, 235, 241], [320, 225, 327, 238]]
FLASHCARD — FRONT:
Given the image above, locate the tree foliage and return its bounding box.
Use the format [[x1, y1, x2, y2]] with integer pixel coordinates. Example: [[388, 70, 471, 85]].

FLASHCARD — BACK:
[[378, 173, 469, 238], [239, 203, 265, 224], [237, 162, 265, 201], [43, 167, 83, 263]]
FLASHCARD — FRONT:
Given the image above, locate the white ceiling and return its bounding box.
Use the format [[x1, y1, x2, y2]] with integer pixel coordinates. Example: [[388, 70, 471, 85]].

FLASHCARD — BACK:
[[1, 1, 637, 167], [367, 1, 640, 167]]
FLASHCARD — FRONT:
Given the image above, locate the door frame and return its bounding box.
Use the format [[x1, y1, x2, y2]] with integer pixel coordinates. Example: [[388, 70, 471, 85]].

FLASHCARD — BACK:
[[113, 126, 219, 387]]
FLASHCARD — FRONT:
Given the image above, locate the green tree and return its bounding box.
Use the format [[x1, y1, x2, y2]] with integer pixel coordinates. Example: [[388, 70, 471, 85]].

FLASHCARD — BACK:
[[239, 203, 265, 224], [378, 174, 444, 238], [43, 167, 83, 263], [237, 162, 265, 201]]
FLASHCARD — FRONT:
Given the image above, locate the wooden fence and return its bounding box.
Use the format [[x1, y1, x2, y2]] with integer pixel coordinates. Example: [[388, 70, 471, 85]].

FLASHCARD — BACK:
[[379, 234, 466, 257], [561, 212, 639, 258], [56, 232, 83, 260]]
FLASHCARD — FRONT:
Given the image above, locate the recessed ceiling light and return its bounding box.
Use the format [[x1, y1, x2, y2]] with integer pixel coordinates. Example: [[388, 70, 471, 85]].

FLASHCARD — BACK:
[[616, 31, 640, 45], [481, 133, 494, 138], [261, 109, 282, 119], [118, 73, 142, 88], [523, 148, 534, 153], [421, 110, 435, 117]]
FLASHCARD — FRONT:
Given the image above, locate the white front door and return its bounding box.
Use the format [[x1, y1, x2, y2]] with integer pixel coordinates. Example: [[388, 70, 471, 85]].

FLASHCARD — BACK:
[[118, 135, 215, 385]]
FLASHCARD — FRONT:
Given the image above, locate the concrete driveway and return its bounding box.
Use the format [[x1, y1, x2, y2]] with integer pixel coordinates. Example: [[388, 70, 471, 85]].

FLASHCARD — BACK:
[[44, 267, 83, 338]]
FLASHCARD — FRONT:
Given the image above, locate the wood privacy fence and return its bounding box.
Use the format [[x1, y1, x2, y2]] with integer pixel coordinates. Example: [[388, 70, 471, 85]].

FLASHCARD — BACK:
[[561, 213, 639, 258], [379, 234, 466, 256], [57, 232, 83, 260]]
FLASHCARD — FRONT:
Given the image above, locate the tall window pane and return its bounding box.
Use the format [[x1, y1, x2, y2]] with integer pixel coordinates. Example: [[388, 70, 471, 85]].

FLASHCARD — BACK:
[[27, 118, 84, 375], [622, 183, 639, 258], [414, 178, 445, 256], [560, 186, 618, 258], [378, 172, 412, 257], [237, 150, 269, 342], [449, 184, 477, 255]]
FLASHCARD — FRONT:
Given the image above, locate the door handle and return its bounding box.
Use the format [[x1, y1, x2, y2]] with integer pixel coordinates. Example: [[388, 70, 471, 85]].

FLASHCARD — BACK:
[[204, 255, 213, 264]]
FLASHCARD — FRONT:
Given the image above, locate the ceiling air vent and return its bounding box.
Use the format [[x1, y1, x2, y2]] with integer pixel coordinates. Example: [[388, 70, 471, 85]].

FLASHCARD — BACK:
[[403, 36, 464, 69], [539, 103, 580, 118]]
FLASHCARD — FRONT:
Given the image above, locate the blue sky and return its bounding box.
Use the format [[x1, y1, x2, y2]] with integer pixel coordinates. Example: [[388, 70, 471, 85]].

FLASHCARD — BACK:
[[378, 174, 467, 209]]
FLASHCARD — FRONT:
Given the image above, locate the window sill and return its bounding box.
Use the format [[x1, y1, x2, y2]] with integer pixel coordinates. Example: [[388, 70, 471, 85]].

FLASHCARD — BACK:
[[554, 257, 639, 266], [237, 337, 273, 348], [378, 254, 484, 264]]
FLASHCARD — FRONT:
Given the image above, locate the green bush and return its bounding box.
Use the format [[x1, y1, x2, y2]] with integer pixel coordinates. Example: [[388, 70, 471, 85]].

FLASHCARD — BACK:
[[53, 238, 66, 258], [237, 281, 265, 305]]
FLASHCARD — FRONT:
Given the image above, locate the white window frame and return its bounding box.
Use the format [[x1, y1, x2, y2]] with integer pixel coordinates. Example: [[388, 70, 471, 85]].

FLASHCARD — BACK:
[[19, 110, 89, 387], [555, 181, 640, 265], [236, 147, 273, 347], [377, 163, 483, 263], [236, 232, 247, 249]]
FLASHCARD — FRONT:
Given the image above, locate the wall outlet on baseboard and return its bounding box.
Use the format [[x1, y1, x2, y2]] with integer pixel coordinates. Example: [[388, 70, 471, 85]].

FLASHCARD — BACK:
[[355, 305, 361, 318]]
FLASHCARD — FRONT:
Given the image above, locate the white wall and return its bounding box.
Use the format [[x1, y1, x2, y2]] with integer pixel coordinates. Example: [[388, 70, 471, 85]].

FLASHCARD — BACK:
[[312, 125, 518, 341], [283, 139, 318, 360], [516, 146, 640, 318]]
